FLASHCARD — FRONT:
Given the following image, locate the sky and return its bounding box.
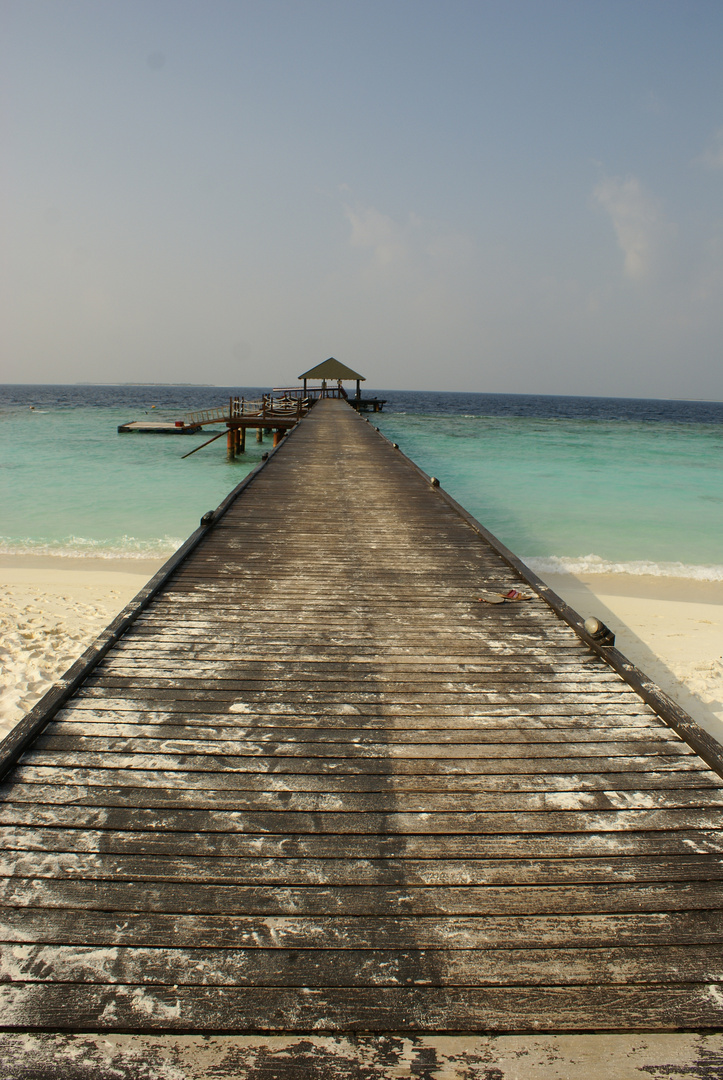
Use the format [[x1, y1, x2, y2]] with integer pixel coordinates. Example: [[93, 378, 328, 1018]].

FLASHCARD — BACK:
[[2, 0, 723, 398]]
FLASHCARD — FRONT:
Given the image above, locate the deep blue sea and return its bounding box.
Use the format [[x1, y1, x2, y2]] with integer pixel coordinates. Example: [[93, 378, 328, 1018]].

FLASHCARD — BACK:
[[1, 384, 722, 579]]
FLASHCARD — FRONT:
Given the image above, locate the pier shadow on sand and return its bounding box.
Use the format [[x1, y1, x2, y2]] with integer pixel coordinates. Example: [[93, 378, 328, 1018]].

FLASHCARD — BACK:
[[540, 572, 723, 749]]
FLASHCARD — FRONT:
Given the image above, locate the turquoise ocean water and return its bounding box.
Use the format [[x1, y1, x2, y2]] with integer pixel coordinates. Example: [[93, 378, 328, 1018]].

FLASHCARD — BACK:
[[1, 385, 722, 579]]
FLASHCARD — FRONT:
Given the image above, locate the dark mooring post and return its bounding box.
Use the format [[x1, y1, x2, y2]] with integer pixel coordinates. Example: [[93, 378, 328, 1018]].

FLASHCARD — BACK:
[[256, 427, 263, 443], [227, 426, 235, 460], [239, 426, 246, 453]]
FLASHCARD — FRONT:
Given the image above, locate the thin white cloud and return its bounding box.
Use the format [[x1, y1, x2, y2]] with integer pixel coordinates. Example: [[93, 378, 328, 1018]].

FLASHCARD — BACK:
[[342, 201, 474, 280], [593, 175, 673, 280], [335, 198, 483, 362], [344, 203, 412, 265], [697, 127, 723, 170]]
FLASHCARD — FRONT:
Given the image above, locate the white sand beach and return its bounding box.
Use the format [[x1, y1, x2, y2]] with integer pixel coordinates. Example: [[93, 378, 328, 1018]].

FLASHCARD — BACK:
[[0, 555, 165, 740], [0, 556, 722, 749]]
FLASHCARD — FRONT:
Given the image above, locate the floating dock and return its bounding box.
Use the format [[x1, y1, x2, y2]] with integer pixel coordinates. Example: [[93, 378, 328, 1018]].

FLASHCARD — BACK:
[[2, 398, 723, 1074], [117, 420, 203, 434]]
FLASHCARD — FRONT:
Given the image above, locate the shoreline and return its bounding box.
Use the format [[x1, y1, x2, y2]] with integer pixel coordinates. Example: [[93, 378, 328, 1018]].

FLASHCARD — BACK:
[[1, 555, 722, 749], [0, 553, 172, 576]]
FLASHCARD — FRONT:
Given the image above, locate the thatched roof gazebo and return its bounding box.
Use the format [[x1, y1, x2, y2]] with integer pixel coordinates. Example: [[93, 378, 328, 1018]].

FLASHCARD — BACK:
[[298, 357, 365, 400]]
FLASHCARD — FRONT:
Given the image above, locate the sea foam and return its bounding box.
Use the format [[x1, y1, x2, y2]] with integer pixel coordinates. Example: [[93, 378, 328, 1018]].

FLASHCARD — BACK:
[[525, 554, 723, 582], [0, 535, 182, 560]]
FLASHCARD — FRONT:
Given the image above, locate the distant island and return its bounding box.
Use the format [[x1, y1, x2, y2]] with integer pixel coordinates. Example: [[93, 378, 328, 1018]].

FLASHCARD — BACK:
[[74, 382, 216, 387]]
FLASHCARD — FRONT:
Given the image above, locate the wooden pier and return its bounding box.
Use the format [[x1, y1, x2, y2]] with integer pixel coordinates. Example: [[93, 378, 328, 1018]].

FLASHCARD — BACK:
[[2, 398, 723, 1073], [118, 394, 309, 452]]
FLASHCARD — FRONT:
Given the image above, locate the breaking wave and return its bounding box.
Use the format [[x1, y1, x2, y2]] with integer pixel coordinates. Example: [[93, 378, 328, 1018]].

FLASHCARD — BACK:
[[525, 554, 723, 582]]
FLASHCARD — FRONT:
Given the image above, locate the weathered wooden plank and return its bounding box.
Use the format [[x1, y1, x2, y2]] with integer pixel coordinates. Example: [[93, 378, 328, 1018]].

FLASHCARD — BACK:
[[18, 748, 708, 775], [30, 734, 690, 759], [4, 878, 723, 917], [117, 627, 587, 644], [11, 763, 721, 793], [52, 697, 656, 716], [12, 764, 717, 790], [110, 642, 598, 659], [48, 708, 666, 731], [5, 1032, 722, 1080], [6, 825, 720, 859], [85, 674, 629, 692], [2, 850, 722, 887], [72, 686, 644, 704], [4, 781, 723, 814], [42, 721, 677, 745], [99, 653, 612, 668], [5, 908, 723, 949], [130, 608, 564, 624], [96, 667, 625, 687], [4, 943, 723, 988], [100, 613, 570, 631], [125, 604, 567, 619], [4, 802, 723, 835], [3, 982, 723, 1031]]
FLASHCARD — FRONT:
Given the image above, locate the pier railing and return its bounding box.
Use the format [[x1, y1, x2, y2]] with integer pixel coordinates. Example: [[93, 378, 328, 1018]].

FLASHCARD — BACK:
[[183, 405, 236, 425], [184, 395, 310, 427], [273, 386, 350, 400]]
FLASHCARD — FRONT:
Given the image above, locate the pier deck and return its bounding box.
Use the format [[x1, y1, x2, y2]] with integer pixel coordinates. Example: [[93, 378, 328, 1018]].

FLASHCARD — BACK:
[[2, 399, 723, 1058]]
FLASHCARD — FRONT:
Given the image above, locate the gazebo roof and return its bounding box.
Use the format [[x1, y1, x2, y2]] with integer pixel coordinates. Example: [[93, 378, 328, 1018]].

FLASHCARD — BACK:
[[298, 357, 365, 382]]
